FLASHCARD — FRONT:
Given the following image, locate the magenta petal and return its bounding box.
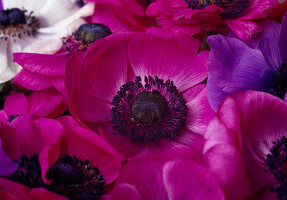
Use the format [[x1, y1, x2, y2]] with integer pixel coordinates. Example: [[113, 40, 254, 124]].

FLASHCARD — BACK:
[[128, 32, 208, 91], [82, 34, 128, 102], [0, 139, 18, 176], [14, 70, 52, 91], [29, 187, 68, 200], [0, 125, 21, 160], [28, 88, 65, 118], [10, 115, 44, 157], [4, 92, 28, 116], [184, 84, 215, 135], [13, 53, 68, 76], [0, 110, 8, 125], [110, 183, 141, 200], [163, 160, 226, 200], [61, 127, 121, 183]]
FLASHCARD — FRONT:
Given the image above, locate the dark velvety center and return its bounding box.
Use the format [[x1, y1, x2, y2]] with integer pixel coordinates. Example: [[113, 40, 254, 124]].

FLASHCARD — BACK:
[[0, 8, 26, 27], [131, 91, 168, 124], [75, 23, 112, 44], [184, 0, 249, 18], [5, 154, 105, 200], [269, 61, 287, 99], [266, 136, 287, 199]]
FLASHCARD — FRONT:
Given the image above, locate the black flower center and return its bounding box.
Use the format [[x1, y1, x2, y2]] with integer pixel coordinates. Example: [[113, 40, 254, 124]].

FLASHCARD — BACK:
[[0, 8, 39, 41], [5, 154, 105, 200], [131, 91, 168, 124], [266, 136, 287, 199], [184, 0, 249, 18], [268, 61, 287, 99], [75, 23, 112, 45], [111, 76, 187, 143]]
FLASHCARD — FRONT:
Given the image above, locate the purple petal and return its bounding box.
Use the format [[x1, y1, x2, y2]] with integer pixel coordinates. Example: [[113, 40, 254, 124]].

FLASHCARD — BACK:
[[279, 13, 287, 61], [207, 34, 276, 93], [0, 139, 18, 176]]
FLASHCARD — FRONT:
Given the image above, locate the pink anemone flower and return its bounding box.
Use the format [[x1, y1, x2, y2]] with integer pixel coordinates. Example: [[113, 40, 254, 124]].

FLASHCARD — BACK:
[[204, 90, 287, 200], [0, 115, 121, 200], [66, 29, 214, 158], [0, 89, 66, 125], [86, 0, 158, 32], [146, 0, 280, 40], [108, 148, 226, 200]]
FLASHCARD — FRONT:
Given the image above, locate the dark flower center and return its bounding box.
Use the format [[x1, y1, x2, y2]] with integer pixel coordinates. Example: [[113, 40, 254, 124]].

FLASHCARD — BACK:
[[63, 23, 112, 52], [6, 154, 105, 200], [111, 76, 187, 143], [75, 23, 112, 45], [268, 61, 287, 99], [0, 8, 39, 41], [184, 0, 249, 18], [131, 91, 168, 124], [266, 136, 287, 199]]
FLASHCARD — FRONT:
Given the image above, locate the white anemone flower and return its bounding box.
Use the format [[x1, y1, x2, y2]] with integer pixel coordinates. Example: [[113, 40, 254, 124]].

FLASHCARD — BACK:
[[0, 0, 94, 83]]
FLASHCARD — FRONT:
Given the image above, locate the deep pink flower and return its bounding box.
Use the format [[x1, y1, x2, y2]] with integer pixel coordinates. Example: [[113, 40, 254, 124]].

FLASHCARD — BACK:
[[66, 30, 214, 158], [86, 0, 158, 32], [146, 0, 280, 40], [0, 89, 66, 125], [204, 90, 287, 199], [0, 115, 121, 199], [108, 149, 226, 200]]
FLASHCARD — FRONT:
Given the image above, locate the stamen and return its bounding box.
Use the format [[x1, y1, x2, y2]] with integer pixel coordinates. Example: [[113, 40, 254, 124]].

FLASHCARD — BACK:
[[111, 76, 187, 143], [184, 0, 249, 18], [5, 154, 105, 200], [266, 136, 287, 199], [0, 8, 39, 42], [268, 61, 287, 99]]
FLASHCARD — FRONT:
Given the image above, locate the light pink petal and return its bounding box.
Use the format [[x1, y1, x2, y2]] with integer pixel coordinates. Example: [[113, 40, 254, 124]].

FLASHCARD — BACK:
[[60, 127, 121, 183], [128, 32, 208, 90], [224, 19, 262, 40], [184, 84, 215, 135], [13, 53, 68, 76], [14, 70, 52, 91], [4, 92, 28, 115], [28, 88, 65, 118], [163, 160, 226, 200]]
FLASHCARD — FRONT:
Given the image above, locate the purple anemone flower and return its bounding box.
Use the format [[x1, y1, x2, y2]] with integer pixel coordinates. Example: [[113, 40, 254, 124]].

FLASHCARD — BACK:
[[207, 13, 287, 111]]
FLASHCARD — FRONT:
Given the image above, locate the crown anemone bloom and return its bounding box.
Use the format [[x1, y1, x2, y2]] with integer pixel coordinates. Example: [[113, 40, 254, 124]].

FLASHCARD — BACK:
[[0, 0, 94, 84], [86, 0, 157, 33], [66, 30, 213, 158], [0, 115, 121, 199], [204, 91, 287, 199], [146, 0, 279, 40], [207, 13, 287, 111]]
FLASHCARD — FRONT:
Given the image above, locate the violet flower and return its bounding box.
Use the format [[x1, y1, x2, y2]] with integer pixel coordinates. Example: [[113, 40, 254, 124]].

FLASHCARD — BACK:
[[207, 13, 287, 111]]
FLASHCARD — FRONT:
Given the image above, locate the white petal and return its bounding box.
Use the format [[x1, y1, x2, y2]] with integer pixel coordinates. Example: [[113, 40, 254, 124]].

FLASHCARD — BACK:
[[38, 3, 94, 33], [0, 41, 9, 75], [0, 62, 21, 83]]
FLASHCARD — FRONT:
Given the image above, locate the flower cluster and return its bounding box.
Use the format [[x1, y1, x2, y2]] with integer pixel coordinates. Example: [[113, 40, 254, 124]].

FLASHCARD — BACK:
[[1, 0, 287, 199]]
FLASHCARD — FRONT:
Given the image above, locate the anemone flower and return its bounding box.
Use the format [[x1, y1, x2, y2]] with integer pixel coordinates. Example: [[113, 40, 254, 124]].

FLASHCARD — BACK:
[[204, 90, 287, 200], [12, 23, 112, 97], [66, 29, 214, 158], [0, 115, 120, 200], [86, 0, 157, 32], [207, 13, 287, 111], [0, 0, 94, 84], [146, 0, 280, 40], [108, 149, 226, 200], [0, 89, 67, 125]]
